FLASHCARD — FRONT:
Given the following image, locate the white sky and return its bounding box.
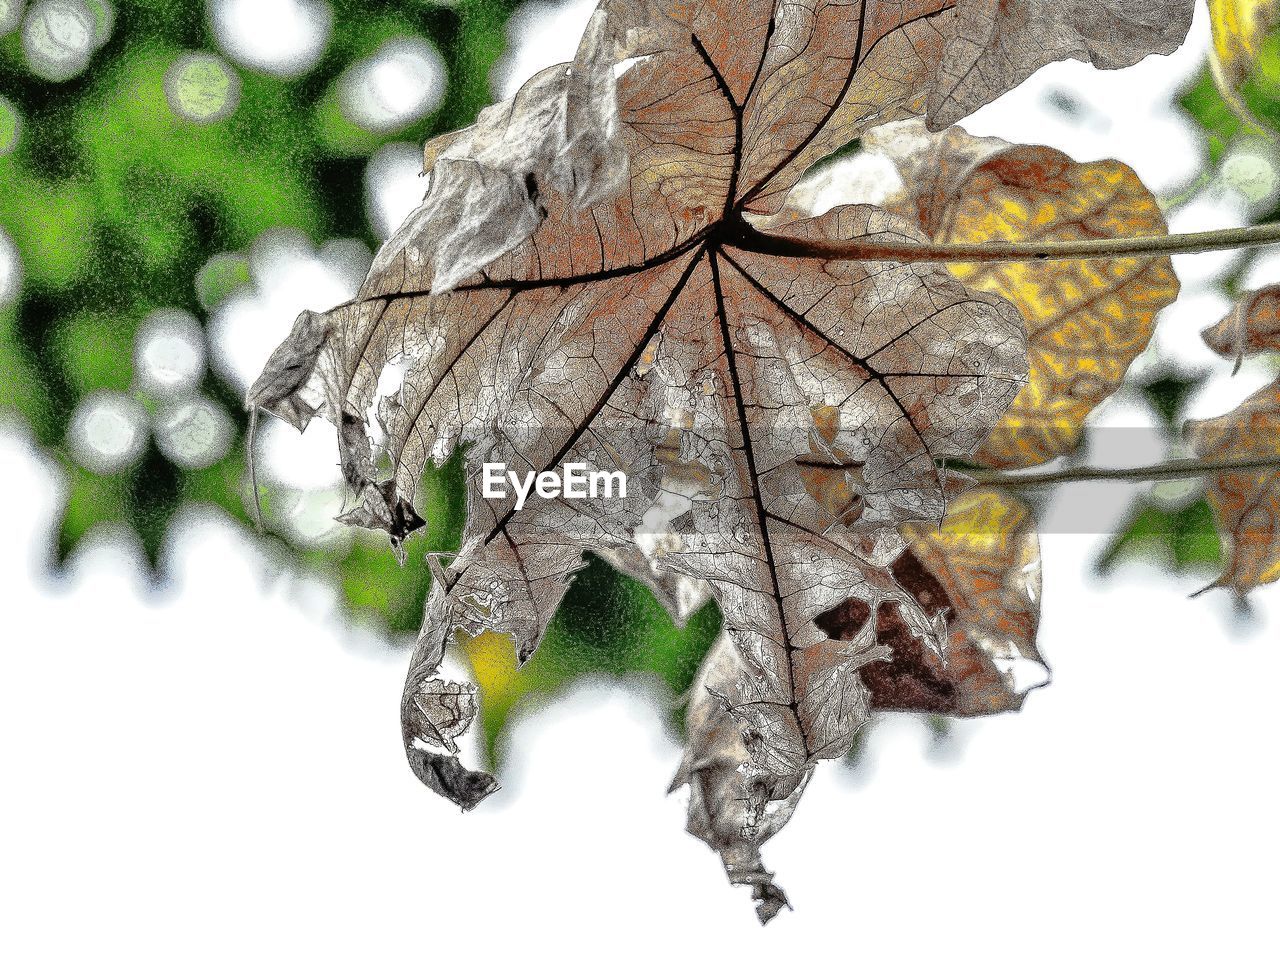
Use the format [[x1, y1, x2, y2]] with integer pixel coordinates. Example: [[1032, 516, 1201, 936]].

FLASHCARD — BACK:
[[2, 3, 1279, 957]]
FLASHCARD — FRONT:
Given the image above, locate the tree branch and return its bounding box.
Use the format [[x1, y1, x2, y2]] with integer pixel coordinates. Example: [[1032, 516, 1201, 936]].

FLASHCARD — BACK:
[[731, 221, 1280, 263], [955, 456, 1280, 489]]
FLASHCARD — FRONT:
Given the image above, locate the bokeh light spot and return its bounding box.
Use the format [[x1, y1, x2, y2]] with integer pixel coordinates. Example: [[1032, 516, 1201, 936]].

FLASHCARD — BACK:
[[277, 487, 352, 547], [209, 0, 331, 78], [319, 238, 372, 293], [195, 252, 252, 312], [68, 391, 147, 475], [340, 37, 445, 133], [155, 397, 232, 470], [364, 142, 426, 239], [0, 227, 22, 309], [209, 230, 356, 391], [0, 0, 23, 37], [1222, 139, 1280, 208], [491, 0, 594, 99], [21, 0, 99, 81], [135, 308, 207, 398], [165, 52, 241, 123]]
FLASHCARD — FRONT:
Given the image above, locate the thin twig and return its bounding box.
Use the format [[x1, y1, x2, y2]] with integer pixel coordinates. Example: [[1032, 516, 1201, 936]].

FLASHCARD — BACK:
[[731, 221, 1280, 263], [956, 455, 1280, 489], [247, 406, 264, 533]]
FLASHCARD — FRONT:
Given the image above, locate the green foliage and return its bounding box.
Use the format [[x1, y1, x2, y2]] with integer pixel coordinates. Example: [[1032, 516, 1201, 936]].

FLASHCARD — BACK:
[[1181, 66, 1245, 163], [1099, 371, 1224, 578], [1140, 370, 1208, 433], [1099, 497, 1223, 574], [0, 0, 516, 561]]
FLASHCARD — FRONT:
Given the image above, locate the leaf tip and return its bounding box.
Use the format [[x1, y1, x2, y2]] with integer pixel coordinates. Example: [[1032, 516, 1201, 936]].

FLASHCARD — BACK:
[[754, 882, 792, 925], [405, 745, 500, 812]]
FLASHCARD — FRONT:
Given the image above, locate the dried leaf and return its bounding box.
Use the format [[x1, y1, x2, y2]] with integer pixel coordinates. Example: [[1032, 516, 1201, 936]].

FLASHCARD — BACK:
[[246, 309, 331, 433], [852, 120, 1180, 468], [249, 0, 1192, 921], [739, 0, 1194, 213], [790, 120, 1180, 468], [1209, 0, 1280, 133], [1202, 285, 1280, 370], [395, 8, 625, 295], [678, 486, 1042, 915], [930, 0, 1195, 131], [955, 148, 1180, 468], [1192, 291, 1280, 595], [817, 487, 1045, 716], [402, 583, 499, 809], [674, 630, 810, 925], [1187, 380, 1280, 596], [861, 121, 1012, 236]]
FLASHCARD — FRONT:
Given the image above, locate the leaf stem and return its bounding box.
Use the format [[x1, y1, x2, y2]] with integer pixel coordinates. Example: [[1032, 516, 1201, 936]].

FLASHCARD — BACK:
[[732, 221, 1280, 263], [956, 455, 1280, 489]]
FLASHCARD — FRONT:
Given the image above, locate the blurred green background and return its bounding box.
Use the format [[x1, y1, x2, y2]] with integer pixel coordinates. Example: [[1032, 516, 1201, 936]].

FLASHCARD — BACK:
[[0, 0, 720, 760], [0, 0, 1275, 760]]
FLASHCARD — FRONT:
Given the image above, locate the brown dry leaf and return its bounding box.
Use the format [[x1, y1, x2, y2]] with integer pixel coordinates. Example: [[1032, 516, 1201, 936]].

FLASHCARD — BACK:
[[679, 485, 1042, 922], [249, 0, 1191, 921], [1187, 380, 1280, 596], [845, 120, 1181, 468], [675, 628, 812, 924], [1202, 285, 1280, 370], [816, 487, 1045, 716], [931, 0, 1196, 131], [1193, 284, 1280, 596]]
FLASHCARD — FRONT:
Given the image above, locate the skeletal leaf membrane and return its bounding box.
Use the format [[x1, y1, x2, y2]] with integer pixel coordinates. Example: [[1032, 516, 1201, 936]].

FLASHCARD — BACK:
[[1187, 380, 1280, 596], [1202, 284, 1280, 370], [248, 0, 1192, 923], [844, 120, 1180, 468], [1209, 0, 1280, 133]]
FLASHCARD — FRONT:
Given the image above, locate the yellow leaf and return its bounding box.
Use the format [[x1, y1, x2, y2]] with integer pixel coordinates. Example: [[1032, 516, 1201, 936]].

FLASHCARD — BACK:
[[940, 146, 1180, 468]]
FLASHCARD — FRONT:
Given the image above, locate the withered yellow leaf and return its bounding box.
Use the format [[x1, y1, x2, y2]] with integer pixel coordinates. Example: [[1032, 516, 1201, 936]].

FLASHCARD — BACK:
[[944, 147, 1180, 468], [830, 121, 1180, 469]]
